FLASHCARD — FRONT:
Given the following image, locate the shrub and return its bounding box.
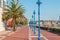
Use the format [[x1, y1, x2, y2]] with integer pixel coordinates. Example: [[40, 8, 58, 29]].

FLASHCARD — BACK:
[[40, 27, 60, 33]]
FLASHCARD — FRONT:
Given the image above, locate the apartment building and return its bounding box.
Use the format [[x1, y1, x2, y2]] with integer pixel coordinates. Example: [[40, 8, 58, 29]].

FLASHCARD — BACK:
[[0, 0, 7, 31], [36, 20, 59, 27]]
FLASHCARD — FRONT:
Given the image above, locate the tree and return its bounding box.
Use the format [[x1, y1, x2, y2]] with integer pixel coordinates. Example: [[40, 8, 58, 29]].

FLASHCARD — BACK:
[[16, 15, 28, 25], [3, 0, 25, 31]]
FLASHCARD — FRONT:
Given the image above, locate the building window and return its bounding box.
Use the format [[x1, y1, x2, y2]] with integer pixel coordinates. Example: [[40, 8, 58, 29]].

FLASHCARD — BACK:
[[0, 0, 1, 7]]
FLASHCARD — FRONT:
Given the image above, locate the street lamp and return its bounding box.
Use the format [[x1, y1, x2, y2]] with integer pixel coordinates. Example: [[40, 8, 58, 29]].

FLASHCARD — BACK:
[[32, 15, 34, 32], [29, 19, 32, 28], [36, 0, 41, 40], [33, 10, 36, 34]]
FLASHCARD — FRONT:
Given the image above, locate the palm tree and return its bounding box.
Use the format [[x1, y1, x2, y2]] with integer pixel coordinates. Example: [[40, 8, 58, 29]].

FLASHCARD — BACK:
[[3, 0, 24, 31]]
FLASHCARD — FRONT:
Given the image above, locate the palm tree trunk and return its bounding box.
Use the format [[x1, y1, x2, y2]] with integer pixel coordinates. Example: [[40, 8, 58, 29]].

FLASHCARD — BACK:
[[13, 18, 16, 31]]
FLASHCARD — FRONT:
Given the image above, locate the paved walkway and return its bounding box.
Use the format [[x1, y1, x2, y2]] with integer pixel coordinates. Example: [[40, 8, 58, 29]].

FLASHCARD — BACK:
[[3, 26, 39, 40], [1, 26, 60, 40], [41, 29, 60, 40], [3, 26, 29, 40], [0, 31, 14, 40], [0, 27, 21, 40]]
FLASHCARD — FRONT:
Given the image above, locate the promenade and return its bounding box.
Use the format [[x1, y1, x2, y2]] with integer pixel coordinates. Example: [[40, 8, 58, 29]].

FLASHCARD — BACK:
[[0, 26, 59, 40]]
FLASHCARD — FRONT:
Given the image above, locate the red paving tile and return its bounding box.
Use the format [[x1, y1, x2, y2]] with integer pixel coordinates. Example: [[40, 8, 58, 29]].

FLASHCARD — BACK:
[[3, 26, 29, 40], [3, 26, 60, 40], [32, 37, 45, 40], [32, 37, 38, 40], [4, 37, 28, 40], [3, 26, 38, 40], [41, 37, 45, 40], [41, 29, 60, 40]]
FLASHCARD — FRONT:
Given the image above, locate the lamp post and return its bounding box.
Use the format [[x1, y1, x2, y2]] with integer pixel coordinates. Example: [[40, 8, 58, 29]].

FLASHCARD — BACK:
[[32, 15, 34, 32], [37, 0, 41, 40], [29, 19, 32, 28], [33, 10, 36, 34]]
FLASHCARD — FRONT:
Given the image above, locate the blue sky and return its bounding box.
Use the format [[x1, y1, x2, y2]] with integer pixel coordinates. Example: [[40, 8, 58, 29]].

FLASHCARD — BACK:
[[8, 0, 60, 21]]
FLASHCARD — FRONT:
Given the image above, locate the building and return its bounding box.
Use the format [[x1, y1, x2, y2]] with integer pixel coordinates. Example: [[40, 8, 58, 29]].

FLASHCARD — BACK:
[[36, 20, 59, 27], [0, 0, 7, 31]]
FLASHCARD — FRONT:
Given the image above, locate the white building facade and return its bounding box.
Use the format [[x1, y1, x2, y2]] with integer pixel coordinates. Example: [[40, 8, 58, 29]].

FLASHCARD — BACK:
[[0, 0, 6, 31]]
